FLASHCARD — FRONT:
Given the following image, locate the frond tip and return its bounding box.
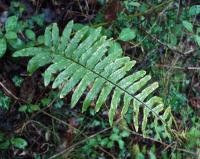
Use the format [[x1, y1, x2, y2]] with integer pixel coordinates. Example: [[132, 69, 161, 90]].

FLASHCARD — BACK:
[[13, 20, 173, 138]]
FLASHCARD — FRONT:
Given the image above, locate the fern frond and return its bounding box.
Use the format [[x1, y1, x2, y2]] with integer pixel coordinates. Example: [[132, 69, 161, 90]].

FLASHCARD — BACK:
[[13, 21, 173, 138]]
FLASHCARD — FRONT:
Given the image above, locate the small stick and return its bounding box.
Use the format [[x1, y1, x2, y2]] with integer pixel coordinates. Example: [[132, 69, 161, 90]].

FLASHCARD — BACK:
[[0, 81, 19, 100]]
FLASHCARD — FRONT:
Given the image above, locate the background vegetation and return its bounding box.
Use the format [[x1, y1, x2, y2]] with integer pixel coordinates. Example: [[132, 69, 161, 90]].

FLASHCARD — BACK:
[[0, 0, 199, 158]]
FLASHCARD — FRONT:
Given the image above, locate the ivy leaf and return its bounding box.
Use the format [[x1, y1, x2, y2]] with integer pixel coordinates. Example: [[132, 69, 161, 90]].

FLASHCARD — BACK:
[[110, 133, 120, 141], [18, 105, 28, 112], [5, 16, 18, 32], [37, 35, 44, 44], [29, 104, 40, 112], [189, 5, 200, 16], [5, 31, 18, 40], [108, 42, 122, 55], [119, 28, 136, 41], [0, 38, 7, 58], [120, 130, 130, 137], [118, 139, 125, 149], [25, 29, 36, 41], [107, 141, 114, 148], [11, 138, 28, 149], [182, 21, 193, 32], [100, 138, 109, 146]]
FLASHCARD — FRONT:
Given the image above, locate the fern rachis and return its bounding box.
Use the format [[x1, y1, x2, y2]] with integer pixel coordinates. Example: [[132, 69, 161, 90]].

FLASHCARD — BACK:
[[13, 20, 173, 138]]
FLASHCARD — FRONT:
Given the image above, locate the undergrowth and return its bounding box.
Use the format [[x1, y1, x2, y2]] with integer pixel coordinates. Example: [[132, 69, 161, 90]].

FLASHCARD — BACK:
[[0, 0, 199, 158]]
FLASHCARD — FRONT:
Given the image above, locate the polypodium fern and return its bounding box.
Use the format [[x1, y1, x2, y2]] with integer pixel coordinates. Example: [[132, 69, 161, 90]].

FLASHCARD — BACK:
[[13, 21, 173, 137]]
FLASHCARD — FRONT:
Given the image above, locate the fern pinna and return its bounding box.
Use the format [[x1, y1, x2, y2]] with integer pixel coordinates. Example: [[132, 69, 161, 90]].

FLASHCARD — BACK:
[[13, 21, 173, 138]]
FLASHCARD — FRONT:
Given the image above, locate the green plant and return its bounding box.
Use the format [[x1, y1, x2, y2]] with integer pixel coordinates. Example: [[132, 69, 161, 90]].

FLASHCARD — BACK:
[[131, 144, 157, 159], [80, 127, 130, 158], [0, 132, 27, 150], [119, 27, 137, 41], [4, 16, 27, 50], [182, 19, 200, 47], [105, 127, 130, 149], [12, 75, 24, 87], [0, 15, 44, 59], [18, 104, 40, 113], [0, 38, 7, 58], [0, 91, 11, 110], [12, 20, 174, 138]]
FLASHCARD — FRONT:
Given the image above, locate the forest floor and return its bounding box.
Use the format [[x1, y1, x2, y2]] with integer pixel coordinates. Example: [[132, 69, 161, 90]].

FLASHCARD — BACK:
[[0, 0, 200, 159]]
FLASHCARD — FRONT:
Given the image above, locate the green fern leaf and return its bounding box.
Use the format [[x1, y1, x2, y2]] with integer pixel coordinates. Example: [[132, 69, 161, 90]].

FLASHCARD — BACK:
[[27, 53, 52, 74], [52, 23, 59, 50], [58, 20, 74, 52], [13, 21, 174, 138], [44, 25, 52, 47]]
